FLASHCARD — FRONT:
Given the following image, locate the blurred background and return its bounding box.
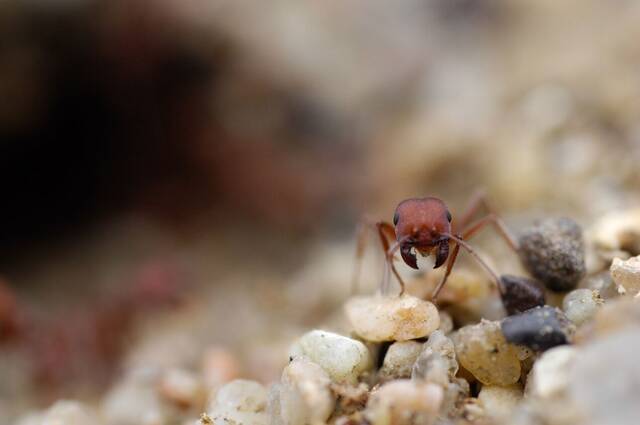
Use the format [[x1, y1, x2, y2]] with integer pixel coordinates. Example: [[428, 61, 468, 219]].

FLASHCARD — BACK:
[[1, 0, 640, 421]]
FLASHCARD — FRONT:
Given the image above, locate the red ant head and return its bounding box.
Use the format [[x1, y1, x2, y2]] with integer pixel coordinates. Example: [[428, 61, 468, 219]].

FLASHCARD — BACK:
[[393, 197, 452, 270]]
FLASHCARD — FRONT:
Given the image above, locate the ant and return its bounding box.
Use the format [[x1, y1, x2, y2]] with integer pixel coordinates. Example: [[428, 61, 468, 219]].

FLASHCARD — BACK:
[[353, 191, 520, 301]]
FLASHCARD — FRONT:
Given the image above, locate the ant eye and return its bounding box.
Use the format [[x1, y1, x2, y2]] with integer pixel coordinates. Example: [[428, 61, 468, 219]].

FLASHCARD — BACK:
[[446, 211, 452, 222], [393, 211, 400, 225]]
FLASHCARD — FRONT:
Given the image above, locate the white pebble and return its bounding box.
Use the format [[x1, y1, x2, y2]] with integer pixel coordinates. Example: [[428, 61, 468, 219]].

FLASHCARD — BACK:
[[158, 368, 205, 410], [526, 345, 576, 399], [478, 384, 523, 420], [289, 330, 372, 383], [41, 401, 99, 425], [278, 358, 335, 425], [379, 341, 423, 381], [611, 256, 640, 297], [365, 380, 443, 425], [345, 295, 440, 342], [102, 369, 166, 425], [209, 380, 269, 425], [562, 289, 604, 326]]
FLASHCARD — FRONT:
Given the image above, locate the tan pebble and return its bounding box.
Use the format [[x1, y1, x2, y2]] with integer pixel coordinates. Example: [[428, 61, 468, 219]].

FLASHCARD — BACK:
[[345, 295, 439, 342], [158, 369, 205, 410], [611, 256, 640, 297], [526, 345, 576, 399], [453, 320, 521, 386], [201, 347, 241, 391], [365, 380, 443, 425]]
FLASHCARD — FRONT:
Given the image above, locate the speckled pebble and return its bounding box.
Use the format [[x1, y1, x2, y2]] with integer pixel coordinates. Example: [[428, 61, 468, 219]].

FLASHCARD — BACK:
[[345, 295, 440, 342], [519, 217, 586, 292], [501, 306, 574, 351], [499, 275, 546, 315]]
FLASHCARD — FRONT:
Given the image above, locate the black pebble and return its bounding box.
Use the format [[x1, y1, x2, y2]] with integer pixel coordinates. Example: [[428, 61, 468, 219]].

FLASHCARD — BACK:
[[499, 275, 546, 316], [518, 217, 586, 292], [501, 305, 574, 351]]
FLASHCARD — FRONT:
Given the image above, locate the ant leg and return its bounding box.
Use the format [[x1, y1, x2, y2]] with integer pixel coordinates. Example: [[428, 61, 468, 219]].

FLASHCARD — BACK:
[[462, 213, 520, 252], [351, 218, 399, 295], [351, 220, 369, 295], [445, 233, 502, 291], [455, 190, 519, 253], [454, 189, 490, 232], [431, 242, 460, 302], [383, 240, 407, 296]]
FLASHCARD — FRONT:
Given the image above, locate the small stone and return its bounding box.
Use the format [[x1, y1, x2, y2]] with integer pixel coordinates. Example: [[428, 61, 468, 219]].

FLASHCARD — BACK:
[[610, 256, 640, 297], [591, 297, 640, 338], [365, 380, 443, 425], [580, 271, 618, 299], [289, 330, 372, 383], [158, 368, 205, 410], [201, 347, 241, 391], [478, 384, 523, 420], [412, 330, 458, 380], [103, 368, 166, 425], [278, 358, 335, 425], [562, 289, 604, 326], [526, 345, 576, 399], [519, 217, 586, 291], [345, 295, 440, 342], [453, 320, 522, 386], [501, 306, 575, 351], [587, 208, 640, 254], [209, 380, 269, 425], [438, 311, 454, 334], [499, 275, 546, 315], [330, 382, 369, 416], [379, 341, 423, 381], [569, 328, 640, 425], [40, 401, 99, 425]]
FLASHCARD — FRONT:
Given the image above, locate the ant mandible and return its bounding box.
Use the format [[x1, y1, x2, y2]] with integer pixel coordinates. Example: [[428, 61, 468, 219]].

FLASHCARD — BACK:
[[353, 191, 520, 301]]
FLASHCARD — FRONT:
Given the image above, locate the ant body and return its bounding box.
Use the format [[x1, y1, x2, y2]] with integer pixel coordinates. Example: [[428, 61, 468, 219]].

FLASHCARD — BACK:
[[354, 191, 520, 301]]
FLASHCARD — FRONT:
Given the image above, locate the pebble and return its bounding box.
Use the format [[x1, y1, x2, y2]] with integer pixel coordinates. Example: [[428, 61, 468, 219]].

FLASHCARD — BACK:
[[562, 289, 603, 326], [438, 311, 454, 334], [591, 296, 640, 338], [345, 295, 440, 342], [158, 368, 205, 410], [38, 401, 99, 425], [277, 358, 335, 425], [201, 347, 241, 391], [518, 217, 586, 291], [209, 380, 269, 425], [365, 380, 443, 425], [499, 275, 546, 315], [412, 330, 458, 380], [453, 320, 522, 386], [587, 207, 640, 254], [289, 330, 372, 383], [477, 384, 523, 420], [378, 340, 423, 381], [610, 255, 640, 296], [102, 368, 167, 425], [569, 328, 640, 425], [501, 306, 574, 351], [526, 345, 576, 399]]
